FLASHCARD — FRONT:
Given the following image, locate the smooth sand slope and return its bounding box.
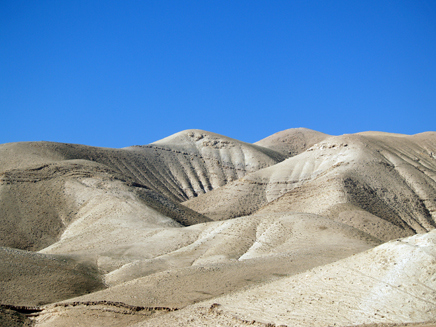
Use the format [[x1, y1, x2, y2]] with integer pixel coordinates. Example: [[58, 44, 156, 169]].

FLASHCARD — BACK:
[[31, 212, 379, 326], [1, 128, 436, 327], [254, 127, 329, 157], [134, 230, 436, 327], [64, 212, 379, 295]]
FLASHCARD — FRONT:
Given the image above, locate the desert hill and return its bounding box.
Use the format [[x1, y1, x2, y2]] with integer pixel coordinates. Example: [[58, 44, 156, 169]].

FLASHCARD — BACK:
[[130, 230, 436, 327], [0, 130, 283, 203], [0, 129, 283, 251], [128, 129, 286, 199], [30, 212, 380, 326], [184, 132, 436, 241], [254, 127, 329, 157], [0, 159, 209, 251], [1, 128, 436, 327]]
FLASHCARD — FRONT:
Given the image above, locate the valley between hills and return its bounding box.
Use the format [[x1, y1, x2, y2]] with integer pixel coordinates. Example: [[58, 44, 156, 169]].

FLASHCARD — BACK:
[[1, 128, 436, 327]]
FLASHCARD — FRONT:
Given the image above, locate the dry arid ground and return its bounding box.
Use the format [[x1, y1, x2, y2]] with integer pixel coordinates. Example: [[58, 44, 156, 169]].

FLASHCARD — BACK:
[[1, 128, 436, 326]]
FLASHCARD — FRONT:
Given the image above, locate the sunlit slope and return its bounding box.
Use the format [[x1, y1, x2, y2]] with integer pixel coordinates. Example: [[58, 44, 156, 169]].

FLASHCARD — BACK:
[[254, 127, 329, 157], [0, 159, 209, 252], [46, 213, 378, 308], [184, 132, 436, 240], [30, 212, 379, 326], [0, 130, 284, 203], [147, 230, 436, 327]]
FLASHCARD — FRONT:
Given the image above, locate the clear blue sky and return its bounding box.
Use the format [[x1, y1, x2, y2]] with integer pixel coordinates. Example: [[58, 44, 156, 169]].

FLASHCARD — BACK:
[[1, 1, 435, 148]]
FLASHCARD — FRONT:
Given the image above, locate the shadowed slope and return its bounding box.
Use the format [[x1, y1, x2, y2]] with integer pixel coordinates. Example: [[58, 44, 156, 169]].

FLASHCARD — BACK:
[[0, 159, 209, 251], [127, 129, 286, 200], [0, 247, 104, 306], [0, 307, 32, 327]]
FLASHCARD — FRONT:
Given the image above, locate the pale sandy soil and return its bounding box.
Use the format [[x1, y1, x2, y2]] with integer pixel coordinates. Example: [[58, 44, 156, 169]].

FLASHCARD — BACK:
[[0, 128, 436, 326], [254, 127, 329, 157]]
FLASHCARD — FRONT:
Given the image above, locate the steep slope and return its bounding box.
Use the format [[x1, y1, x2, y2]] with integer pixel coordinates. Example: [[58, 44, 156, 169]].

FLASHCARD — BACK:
[[0, 306, 32, 327], [127, 129, 286, 200], [0, 130, 284, 203], [184, 132, 436, 241], [0, 159, 209, 251], [254, 127, 329, 157]]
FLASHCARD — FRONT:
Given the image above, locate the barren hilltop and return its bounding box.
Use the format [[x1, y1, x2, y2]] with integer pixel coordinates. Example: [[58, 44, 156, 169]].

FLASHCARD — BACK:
[[1, 128, 436, 327]]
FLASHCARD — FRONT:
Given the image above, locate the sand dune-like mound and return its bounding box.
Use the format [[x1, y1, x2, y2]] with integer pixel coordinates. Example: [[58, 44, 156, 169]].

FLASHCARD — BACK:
[[184, 132, 436, 240], [90, 212, 379, 287], [38, 212, 378, 292], [31, 212, 378, 326], [151, 129, 285, 163], [254, 127, 329, 157], [139, 230, 436, 327]]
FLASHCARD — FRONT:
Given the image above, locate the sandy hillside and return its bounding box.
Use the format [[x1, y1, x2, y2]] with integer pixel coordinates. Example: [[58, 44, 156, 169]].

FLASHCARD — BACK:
[[0, 130, 284, 203], [1, 128, 436, 327], [133, 230, 436, 327], [184, 132, 436, 239], [0, 247, 104, 306], [254, 127, 330, 157], [0, 159, 209, 251]]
